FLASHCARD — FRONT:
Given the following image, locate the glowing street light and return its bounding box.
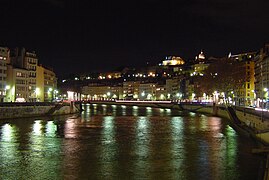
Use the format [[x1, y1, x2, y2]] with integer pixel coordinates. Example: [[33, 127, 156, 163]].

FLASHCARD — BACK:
[[5, 85, 10, 90], [147, 94, 152, 100]]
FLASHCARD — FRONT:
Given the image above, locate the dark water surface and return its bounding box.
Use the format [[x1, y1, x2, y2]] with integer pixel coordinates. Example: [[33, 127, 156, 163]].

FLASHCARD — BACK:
[[0, 104, 263, 179]]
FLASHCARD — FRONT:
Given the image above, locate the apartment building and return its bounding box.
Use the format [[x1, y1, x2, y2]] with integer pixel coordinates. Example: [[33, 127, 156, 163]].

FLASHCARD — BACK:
[[139, 83, 157, 100], [6, 65, 29, 102], [37, 65, 57, 102], [123, 81, 140, 100], [10, 48, 38, 102], [255, 44, 269, 107], [0, 47, 9, 102]]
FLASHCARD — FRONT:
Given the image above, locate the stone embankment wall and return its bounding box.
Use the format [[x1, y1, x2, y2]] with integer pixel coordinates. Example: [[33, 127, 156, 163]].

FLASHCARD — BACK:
[[180, 103, 269, 144], [180, 103, 269, 128], [0, 102, 80, 120]]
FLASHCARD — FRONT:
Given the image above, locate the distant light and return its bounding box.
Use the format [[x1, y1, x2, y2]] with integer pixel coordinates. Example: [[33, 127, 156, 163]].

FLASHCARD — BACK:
[[5, 85, 10, 90], [36, 88, 40, 95]]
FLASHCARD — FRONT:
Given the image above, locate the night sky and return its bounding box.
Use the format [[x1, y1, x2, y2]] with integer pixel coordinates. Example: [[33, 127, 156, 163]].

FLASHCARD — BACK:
[[1, 0, 269, 76]]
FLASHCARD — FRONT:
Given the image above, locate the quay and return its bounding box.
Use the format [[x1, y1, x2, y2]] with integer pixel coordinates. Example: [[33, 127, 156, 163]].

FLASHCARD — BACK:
[[1, 100, 269, 179], [1, 99, 269, 144], [0, 102, 80, 120], [81, 100, 269, 144]]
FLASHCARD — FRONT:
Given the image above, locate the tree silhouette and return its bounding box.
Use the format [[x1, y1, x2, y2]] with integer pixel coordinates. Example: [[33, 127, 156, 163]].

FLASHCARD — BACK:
[[194, 57, 245, 100]]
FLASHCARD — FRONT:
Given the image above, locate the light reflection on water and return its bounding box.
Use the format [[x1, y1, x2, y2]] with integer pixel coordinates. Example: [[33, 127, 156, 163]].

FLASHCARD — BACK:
[[0, 104, 263, 179]]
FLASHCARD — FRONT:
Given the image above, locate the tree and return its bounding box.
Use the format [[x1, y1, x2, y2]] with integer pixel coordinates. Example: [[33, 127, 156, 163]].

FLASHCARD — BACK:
[[194, 57, 245, 102]]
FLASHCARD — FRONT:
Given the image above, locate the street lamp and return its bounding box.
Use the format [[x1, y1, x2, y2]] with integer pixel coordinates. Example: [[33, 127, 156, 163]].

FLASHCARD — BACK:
[[48, 88, 53, 102], [263, 88, 268, 109], [4, 85, 10, 102], [5, 85, 10, 90], [35, 88, 40, 102], [147, 93, 152, 100]]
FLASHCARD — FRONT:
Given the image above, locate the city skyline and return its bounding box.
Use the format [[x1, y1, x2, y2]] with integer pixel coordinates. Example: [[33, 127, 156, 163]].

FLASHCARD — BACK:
[[1, 0, 269, 75]]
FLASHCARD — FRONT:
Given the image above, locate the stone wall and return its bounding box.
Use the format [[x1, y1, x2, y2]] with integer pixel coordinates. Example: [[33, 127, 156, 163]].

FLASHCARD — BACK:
[[0, 106, 53, 119], [0, 102, 80, 120]]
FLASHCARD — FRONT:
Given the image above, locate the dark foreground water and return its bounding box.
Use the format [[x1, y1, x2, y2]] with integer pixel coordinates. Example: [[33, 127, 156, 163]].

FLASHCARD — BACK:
[[0, 104, 264, 179]]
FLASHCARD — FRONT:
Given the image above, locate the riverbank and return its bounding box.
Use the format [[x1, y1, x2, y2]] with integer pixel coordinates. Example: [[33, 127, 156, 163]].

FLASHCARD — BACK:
[[179, 103, 269, 144], [0, 102, 80, 120], [1, 100, 269, 144], [84, 100, 269, 145]]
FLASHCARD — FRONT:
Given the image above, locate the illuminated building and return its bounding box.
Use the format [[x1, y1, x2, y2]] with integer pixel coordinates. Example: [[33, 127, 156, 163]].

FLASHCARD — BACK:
[[195, 51, 206, 61], [6, 65, 29, 102], [166, 78, 181, 100], [110, 86, 123, 99], [162, 56, 185, 66], [155, 84, 167, 100], [0, 47, 9, 102], [37, 65, 57, 102], [139, 83, 157, 100], [11, 48, 38, 102], [229, 52, 256, 106], [99, 71, 121, 79], [193, 51, 209, 75], [81, 84, 122, 100], [255, 44, 269, 106], [123, 81, 140, 100]]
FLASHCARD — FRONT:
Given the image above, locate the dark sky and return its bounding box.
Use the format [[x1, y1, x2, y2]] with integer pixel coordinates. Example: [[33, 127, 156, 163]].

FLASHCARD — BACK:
[[1, 0, 269, 76]]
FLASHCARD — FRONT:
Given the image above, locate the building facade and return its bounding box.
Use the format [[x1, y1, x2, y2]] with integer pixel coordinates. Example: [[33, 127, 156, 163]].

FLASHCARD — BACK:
[[255, 44, 269, 107], [11, 48, 38, 102], [123, 81, 140, 100], [0, 47, 9, 102], [81, 85, 111, 100], [139, 83, 157, 100], [229, 52, 256, 106], [166, 78, 181, 100], [37, 65, 57, 102], [6, 65, 29, 102]]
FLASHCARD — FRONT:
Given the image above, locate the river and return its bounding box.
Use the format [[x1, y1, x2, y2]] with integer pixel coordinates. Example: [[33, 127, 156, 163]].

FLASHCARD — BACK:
[[0, 104, 263, 179]]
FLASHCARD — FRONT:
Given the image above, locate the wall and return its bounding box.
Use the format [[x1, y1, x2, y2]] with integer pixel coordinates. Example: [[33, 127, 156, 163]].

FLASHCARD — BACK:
[[0, 105, 53, 119], [0, 102, 80, 120]]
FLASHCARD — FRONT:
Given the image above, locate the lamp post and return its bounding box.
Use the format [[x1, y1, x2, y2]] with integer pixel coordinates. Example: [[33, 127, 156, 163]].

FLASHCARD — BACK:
[[54, 90, 59, 101], [141, 91, 145, 100], [107, 92, 111, 100], [35, 88, 40, 102], [263, 88, 268, 109], [5, 85, 10, 102], [48, 88, 53, 102]]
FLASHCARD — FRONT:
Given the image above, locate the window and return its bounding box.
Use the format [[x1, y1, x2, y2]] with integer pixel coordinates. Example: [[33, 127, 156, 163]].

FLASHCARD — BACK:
[[16, 72, 22, 77]]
